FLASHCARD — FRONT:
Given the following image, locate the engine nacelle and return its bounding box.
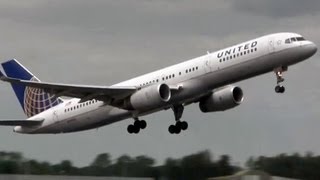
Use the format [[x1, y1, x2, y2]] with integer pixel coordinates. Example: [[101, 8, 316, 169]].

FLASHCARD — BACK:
[[199, 86, 244, 113], [126, 83, 171, 111]]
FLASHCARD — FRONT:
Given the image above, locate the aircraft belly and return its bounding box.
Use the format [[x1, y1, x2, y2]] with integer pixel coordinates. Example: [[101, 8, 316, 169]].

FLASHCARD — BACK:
[[31, 106, 131, 134]]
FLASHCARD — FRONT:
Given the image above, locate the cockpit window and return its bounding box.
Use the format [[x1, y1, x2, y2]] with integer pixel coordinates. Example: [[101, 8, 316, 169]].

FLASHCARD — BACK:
[[285, 39, 291, 44], [290, 37, 297, 42], [296, 37, 305, 41], [285, 37, 306, 44]]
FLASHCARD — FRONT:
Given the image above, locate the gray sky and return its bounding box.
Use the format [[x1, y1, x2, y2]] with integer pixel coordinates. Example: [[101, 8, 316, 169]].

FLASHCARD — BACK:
[[0, 0, 319, 167]]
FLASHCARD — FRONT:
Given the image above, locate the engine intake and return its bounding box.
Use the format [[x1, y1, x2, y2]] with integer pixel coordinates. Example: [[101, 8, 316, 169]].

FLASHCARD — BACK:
[[126, 83, 171, 111], [199, 86, 243, 113]]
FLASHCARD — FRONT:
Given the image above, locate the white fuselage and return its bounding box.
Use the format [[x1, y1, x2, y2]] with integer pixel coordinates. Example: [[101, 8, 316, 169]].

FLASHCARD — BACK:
[[14, 32, 317, 134]]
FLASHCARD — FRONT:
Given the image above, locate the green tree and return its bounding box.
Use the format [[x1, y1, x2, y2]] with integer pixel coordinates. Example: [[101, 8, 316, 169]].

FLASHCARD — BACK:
[[91, 153, 111, 168]]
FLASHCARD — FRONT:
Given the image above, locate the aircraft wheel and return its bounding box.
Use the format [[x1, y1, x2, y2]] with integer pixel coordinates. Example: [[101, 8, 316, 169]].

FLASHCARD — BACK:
[[133, 125, 140, 134], [169, 125, 176, 134], [176, 121, 182, 129], [134, 120, 141, 127], [181, 121, 188, 131], [127, 124, 135, 134], [275, 85, 280, 93], [275, 85, 285, 93], [140, 120, 147, 129], [174, 126, 181, 134]]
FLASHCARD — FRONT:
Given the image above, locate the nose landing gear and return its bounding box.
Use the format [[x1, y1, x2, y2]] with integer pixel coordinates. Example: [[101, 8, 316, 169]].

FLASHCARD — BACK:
[[274, 67, 287, 93]]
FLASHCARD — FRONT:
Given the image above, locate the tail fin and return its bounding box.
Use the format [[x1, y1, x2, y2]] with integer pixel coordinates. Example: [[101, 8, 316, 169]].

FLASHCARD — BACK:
[[1, 59, 63, 117]]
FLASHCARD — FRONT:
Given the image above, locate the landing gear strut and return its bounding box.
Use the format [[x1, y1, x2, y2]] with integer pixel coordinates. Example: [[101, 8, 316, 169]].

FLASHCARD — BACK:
[[274, 67, 287, 93], [127, 118, 147, 134], [168, 105, 188, 134]]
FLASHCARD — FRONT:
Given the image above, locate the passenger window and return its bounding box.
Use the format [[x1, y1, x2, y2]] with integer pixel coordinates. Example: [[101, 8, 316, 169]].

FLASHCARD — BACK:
[[291, 37, 297, 42]]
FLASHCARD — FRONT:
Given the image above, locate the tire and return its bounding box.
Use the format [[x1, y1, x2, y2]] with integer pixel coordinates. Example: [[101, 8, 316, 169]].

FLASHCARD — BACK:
[[280, 86, 285, 93], [176, 121, 182, 129], [140, 120, 147, 129], [127, 125, 134, 134], [133, 126, 140, 134], [169, 125, 175, 134], [174, 126, 181, 134], [275, 85, 280, 93], [181, 121, 188, 130], [134, 120, 141, 127]]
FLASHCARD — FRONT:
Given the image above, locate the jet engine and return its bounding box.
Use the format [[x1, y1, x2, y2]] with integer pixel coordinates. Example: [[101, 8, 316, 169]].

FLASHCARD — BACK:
[[125, 83, 171, 111], [199, 86, 243, 112]]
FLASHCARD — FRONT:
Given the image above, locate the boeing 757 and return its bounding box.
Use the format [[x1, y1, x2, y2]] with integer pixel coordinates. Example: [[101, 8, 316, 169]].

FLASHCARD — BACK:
[[0, 32, 317, 134]]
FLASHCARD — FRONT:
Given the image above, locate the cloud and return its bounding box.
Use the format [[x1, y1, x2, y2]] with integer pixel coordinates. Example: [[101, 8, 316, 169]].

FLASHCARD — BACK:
[[233, 0, 320, 18]]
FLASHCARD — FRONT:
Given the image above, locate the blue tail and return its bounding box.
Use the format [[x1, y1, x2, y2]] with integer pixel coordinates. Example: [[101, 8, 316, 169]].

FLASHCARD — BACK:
[[1, 59, 63, 117]]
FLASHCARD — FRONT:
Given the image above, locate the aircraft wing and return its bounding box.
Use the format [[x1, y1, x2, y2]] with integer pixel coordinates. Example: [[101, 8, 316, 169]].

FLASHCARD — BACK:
[[0, 119, 44, 126], [0, 71, 137, 103]]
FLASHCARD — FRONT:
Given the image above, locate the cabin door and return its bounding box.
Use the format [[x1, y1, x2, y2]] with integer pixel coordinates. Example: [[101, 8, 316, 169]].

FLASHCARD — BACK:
[[203, 55, 212, 73], [268, 37, 276, 53], [53, 110, 59, 122]]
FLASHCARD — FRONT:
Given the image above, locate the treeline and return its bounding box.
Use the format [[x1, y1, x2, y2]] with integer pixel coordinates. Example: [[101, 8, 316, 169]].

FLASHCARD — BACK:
[[0, 150, 237, 180], [247, 152, 320, 180], [3, 150, 320, 179]]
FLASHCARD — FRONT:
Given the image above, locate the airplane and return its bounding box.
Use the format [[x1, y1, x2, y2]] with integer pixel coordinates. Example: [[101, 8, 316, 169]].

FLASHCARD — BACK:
[[0, 32, 317, 134]]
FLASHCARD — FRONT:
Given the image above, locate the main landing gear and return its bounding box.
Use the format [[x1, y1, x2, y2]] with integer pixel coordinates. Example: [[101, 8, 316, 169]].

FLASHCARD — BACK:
[[127, 118, 147, 134], [274, 67, 287, 94], [168, 105, 188, 134]]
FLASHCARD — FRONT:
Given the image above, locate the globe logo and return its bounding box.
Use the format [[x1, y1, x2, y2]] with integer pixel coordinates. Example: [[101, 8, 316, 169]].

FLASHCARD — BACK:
[[23, 78, 61, 117]]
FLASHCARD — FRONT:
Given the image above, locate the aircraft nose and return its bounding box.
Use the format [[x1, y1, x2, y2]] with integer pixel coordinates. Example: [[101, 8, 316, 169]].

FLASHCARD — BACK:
[[307, 42, 317, 56]]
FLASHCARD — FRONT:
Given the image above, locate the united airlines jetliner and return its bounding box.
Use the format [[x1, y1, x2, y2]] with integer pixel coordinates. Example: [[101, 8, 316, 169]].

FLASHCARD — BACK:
[[0, 32, 317, 134]]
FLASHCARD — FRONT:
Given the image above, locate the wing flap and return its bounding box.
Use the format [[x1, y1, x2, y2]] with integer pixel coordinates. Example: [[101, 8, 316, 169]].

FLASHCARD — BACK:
[[0, 120, 43, 126]]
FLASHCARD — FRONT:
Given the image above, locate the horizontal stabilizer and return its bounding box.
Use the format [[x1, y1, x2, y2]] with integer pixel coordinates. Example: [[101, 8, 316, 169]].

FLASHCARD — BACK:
[[0, 119, 44, 126]]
